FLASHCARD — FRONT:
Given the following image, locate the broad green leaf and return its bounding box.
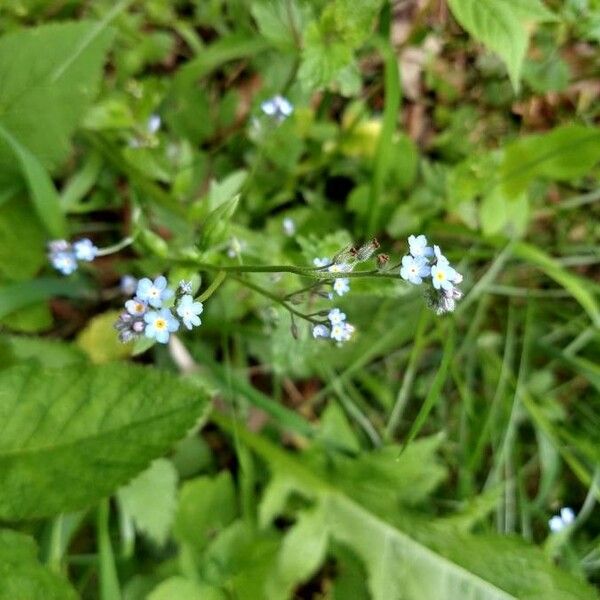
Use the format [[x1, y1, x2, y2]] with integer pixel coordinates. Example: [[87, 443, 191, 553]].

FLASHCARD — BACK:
[[118, 459, 178, 546], [0, 21, 114, 186], [0, 277, 89, 321], [0, 198, 46, 281], [0, 529, 76, 600], [2, 335, 87, 369], [0, 123, 65, 237], [501, 125, 600, 197], [267, 505, 329, 599], [215, 415, 598, 600], [148, 577, 225, 600], [447, 0, 555, 90], [0, 363, 207, 519], [173, 472, 237, 556]]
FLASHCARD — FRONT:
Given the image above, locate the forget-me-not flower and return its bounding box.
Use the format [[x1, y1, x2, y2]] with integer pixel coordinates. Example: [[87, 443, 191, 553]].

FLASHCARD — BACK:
[[333, 278, 350, 296], [400, 255, 430, 285], [433, 244, 450, 266], [176, 294, 204, 330], [282, 217, 296, 236], [331, 322, 355, 343], [120, 275, 138, 296], [73, 238, 98, 262], [328, 308, 346, 325], [136, 276, 174, 308], [178, 280, 193, 295], [261, 95, 293, 121], [312, 324, 329, 339], [430, 263, 457, 291], [125, 298, 148, 317], [313, 257, 330, 268], [51, 251, 78, 275], [408, 234, 433, 258], [144, 308, 180, 344], [548, 507, 575, 533]]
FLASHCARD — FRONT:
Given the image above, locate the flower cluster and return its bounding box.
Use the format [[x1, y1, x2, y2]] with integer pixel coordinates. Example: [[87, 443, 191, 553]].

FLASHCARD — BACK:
[[114, 277, 203, 344], [313, 257, 353, 298], [260, 95, 294, 121], [48, 238, 99, 275], [312, 308, 355, 345], [400, 235, 463, 315], [548, 507, 575, 533]]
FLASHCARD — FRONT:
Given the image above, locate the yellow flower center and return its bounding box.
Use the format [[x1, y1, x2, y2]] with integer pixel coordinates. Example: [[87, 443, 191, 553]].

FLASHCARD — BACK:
[[155, 318, 167, 330], [134, 303, 144, 313], [435, 271, 445, 281]]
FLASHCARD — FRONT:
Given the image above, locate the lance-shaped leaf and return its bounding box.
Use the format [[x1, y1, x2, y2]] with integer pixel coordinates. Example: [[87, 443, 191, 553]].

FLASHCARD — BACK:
[[0, 363, 207, 520]]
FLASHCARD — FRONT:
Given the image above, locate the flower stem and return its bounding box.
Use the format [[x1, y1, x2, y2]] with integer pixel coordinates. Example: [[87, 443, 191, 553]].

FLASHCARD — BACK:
[[198, 271, 227, 302]]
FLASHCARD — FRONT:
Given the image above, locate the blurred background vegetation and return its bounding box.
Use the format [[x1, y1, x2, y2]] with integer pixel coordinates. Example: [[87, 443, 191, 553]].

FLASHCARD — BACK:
[[0, 0, 599, 598]]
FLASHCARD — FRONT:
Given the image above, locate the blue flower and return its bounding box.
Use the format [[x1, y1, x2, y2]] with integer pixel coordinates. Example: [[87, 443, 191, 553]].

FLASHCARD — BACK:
[[120, 275, 138, 296], [176, 294, 204, 330], [400, 255, 430, 285], [73, 238, 98, 262], [51, 251, 78, 275], [147, 114, 161, 134], [333, 277, 350, 296], [433, 244, 449, 265], [312, 324, 329, 339], [144, 308, 179, 344], [313, 257, 329, 268], [431, 263, 456, 291], [408, 234, 433, 258], [328, 308, 346, 325], [282, 217, 296, 236], [178, 280, 193, 295], [261, 95, 293, 121], [125, 298, 148, 317], [136, 276, 173, 308], [331, 322, 355, 343], [549, 507, 575, 532]]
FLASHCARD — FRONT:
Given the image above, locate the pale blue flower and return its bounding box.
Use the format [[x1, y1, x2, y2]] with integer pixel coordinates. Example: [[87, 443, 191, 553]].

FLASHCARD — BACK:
[[431, 263, 456, 291], [176, 294, 203, 330], [144, 308, 179, 344], [125, 298, 148, 317], [136, 276, 173, 308], [548, 507, 575, 532], [73, 238, 98, 262], [328, 262, 352, 273], [312, 324, 329, 339], [178, 280, 193, 295], [433, 244, 449, 265], [333, 277, 350, 296], [331, 322, 355, 343], [51, 251, 78, 275], [282, 217, 296, 236], [400, 255, 430, 285], [261, 95, 293, 120], [408, 234, 433, 258], [120, 275, 138, 296], [313, 257, 329, 268], [328, 308, 346, 325], [147, 114, 161, 134]]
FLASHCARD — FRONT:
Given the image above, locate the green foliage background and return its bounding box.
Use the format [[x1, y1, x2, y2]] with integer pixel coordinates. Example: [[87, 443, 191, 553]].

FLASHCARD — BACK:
[[0, 0, 599, 598]]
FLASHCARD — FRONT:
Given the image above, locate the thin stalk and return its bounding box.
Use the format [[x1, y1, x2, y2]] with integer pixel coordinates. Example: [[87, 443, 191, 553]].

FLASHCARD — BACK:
[[198, 271, 227, 302]]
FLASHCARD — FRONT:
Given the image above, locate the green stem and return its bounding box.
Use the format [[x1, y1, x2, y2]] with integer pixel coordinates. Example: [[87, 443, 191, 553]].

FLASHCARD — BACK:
[[198, 271, 227, 302], [232, 275, 321, 324], [97, 500, 121, 600], [96, 236, 135, 257]]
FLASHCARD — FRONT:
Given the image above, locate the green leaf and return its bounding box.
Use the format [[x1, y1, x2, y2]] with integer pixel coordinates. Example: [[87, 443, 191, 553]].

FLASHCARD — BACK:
[[447, 0, 555, 90], [501, 125, 600, 197], [0, 123, 65, 238], [76, 310, 134, 364], [148, 578, 226, 600], [117, 459, 178, 546], [3, 335, 87, 369], [173, 472, 238, 556], [0, 21, 114, 187], [0, 529, 77, 600], [0, 363, 207, 519], [0, 197, 46, 281], [0, 277, 89, 321], [214, 415, 598, 600], [267, 505, 329, 599]]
